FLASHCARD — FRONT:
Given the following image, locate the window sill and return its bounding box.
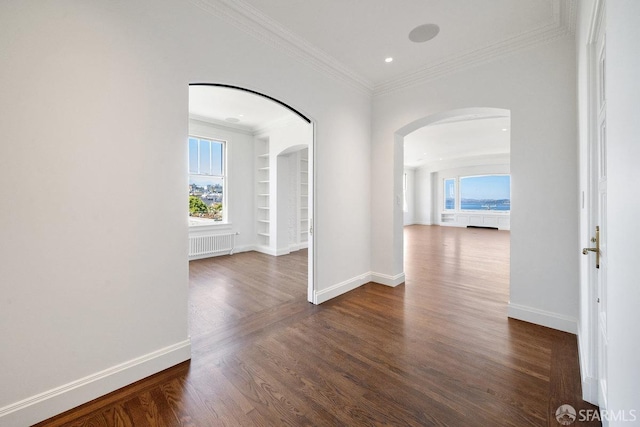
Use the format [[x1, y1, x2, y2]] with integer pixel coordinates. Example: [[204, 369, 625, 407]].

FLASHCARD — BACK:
[[188, 219, 232, 232]]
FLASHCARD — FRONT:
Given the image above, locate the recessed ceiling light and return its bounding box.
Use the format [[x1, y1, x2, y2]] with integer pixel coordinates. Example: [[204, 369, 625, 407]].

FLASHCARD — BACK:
[[385, 57, 393, 63], [501, 128, 508, 131], [409, 23, 440, 43], [238, 114, 244, 117]]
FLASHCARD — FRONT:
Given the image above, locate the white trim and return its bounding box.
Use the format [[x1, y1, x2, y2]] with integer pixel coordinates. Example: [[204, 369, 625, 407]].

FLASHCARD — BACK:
[[189, 115, 254, 135], [507, 303, 578, 334], [289, 242, 309, 252], [370, 272, 406, 287], [0, 340, 191, 427], [313, 272, 371, 304], [188, 222, 233, 232], [313, 271, 406, 304], [375, 0, 577, 95], [253, 245, 289, 257], [578, 330, 599, 405], [187, 0, 577, 97], [187, 0, 372, 94]]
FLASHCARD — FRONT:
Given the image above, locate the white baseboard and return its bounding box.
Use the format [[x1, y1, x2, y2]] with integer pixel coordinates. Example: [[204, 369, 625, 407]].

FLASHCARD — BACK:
[[507, 303, 577, 334], [0, 340, 191, 427], [370, 272, 405, 287], [314, 272, 370, 304], [289, 242, 309, 252], [252, 245, 292, 257], [576, 328, 599, 405], [581, 375, 599, 406], [313, 271, 406, 304]]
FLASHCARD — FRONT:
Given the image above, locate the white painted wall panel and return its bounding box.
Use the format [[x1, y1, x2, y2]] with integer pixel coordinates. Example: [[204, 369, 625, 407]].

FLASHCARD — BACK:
[[0, 1, 372, 424], [372, 35, 579, 331]]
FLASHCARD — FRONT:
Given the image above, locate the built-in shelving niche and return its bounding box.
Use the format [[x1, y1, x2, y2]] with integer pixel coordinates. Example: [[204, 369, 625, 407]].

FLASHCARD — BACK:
[[256, 137, 270, 249]]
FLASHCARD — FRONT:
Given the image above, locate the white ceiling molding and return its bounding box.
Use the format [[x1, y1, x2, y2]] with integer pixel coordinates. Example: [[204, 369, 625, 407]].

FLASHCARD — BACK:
[[188, 0, 576, 98], [189, 115, 255, 135], [188, 0, 373, 95], [375, 0, 577, 96], [418, 153, 511, 174], [253, 114, 303, 137]]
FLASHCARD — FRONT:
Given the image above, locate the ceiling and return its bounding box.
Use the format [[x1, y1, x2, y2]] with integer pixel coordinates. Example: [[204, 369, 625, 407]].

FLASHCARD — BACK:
[[189, 85, 297, 132], [404, 117, 510, 169], [189, 1, 574, 163], [206, 0, 575, 93]]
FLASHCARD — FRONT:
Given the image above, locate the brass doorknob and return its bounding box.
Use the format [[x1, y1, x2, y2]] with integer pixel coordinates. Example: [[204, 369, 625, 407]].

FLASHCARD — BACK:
[[582, 226, 600, 268]]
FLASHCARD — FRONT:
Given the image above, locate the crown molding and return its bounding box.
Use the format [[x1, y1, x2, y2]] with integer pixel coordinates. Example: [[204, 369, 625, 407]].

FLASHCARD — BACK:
[[189, 114, 255, 134], [253, 114, 301, 136], [187, 0, 373, 95], [374, 0, 578, 96], [188, 0, 577, 98]]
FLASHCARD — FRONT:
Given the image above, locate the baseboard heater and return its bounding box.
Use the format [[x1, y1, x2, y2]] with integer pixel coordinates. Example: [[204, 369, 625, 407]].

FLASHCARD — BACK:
[[189, 232, 237, 260], [467, 225, 499, 230]]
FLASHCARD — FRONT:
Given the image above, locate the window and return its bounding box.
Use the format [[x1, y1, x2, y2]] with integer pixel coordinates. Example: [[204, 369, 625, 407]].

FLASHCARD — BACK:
[[460, 175, 510, 211], [444, 178, 456, 210], [188, 136, 225, 222]]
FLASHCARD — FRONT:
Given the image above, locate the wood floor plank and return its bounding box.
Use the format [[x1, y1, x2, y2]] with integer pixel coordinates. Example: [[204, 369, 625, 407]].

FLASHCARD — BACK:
[[35, 226, 599, 426]]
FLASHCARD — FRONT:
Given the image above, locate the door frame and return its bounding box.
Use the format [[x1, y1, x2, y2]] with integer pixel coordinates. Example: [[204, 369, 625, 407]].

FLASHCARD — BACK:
[[580, 0, 606, 407], [188, 83, 316, 304]]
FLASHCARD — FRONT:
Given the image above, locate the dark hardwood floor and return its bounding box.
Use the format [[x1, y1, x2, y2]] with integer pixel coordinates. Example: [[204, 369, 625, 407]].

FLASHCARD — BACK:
[[36, 225, 599, 426]]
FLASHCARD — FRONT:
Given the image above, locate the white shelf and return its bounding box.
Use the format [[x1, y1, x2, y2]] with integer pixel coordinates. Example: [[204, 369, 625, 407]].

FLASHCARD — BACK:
[[257, 206, 270, 210], [258, 153, 269, 158], [257, 232, 270, 237], [258, 219, 270, 223]]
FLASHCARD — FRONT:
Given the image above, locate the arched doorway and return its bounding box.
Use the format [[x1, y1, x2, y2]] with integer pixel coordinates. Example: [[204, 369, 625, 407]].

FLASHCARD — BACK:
[[397, 107, 511, 289], [188, 83, 315, 303]]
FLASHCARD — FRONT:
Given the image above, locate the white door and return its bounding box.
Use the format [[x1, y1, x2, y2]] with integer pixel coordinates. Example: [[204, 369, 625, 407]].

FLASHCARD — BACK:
[[586, 11, 609, 410]]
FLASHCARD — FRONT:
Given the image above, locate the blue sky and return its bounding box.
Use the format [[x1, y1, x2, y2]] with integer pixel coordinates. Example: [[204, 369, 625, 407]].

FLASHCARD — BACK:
[[460, 175, 510, 199], [189, 137, 223, 176]]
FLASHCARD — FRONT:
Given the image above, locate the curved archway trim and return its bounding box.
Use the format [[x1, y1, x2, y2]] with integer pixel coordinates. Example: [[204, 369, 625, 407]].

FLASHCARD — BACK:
[[395, 107, 510, 137]]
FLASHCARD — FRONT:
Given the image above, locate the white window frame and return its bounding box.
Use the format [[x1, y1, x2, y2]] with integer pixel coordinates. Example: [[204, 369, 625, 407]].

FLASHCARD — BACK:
[[188, 135, 228, 226], [443, 178, 456, 211]]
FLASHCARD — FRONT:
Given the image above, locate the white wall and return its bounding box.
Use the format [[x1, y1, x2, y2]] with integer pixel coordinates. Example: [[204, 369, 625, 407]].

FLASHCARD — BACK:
[[403, 168, 416, 225], [372, 35, 579, 333], [414, 169, 434, 225], [602, 0, 640, 422], [189, 119, 255, 251], [0, 1, 372, 425]]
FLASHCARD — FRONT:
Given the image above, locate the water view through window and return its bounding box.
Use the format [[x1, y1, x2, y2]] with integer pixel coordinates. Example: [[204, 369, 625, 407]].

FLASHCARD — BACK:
[[460, 175, 510, 211]]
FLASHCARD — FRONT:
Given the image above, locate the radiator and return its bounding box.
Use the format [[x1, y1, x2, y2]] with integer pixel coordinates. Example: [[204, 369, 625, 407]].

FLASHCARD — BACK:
[[189, 232, 236, 260]]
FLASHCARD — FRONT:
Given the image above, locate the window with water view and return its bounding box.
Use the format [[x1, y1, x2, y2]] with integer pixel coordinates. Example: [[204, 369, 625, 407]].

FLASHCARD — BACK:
[[443, 174, 510, 211], [459, 174, 510, 211]]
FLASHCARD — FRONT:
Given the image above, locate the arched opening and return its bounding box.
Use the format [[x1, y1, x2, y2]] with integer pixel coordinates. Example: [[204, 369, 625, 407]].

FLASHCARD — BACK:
[[396, 107, 511, 297], [187, 84, 315, 336]]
